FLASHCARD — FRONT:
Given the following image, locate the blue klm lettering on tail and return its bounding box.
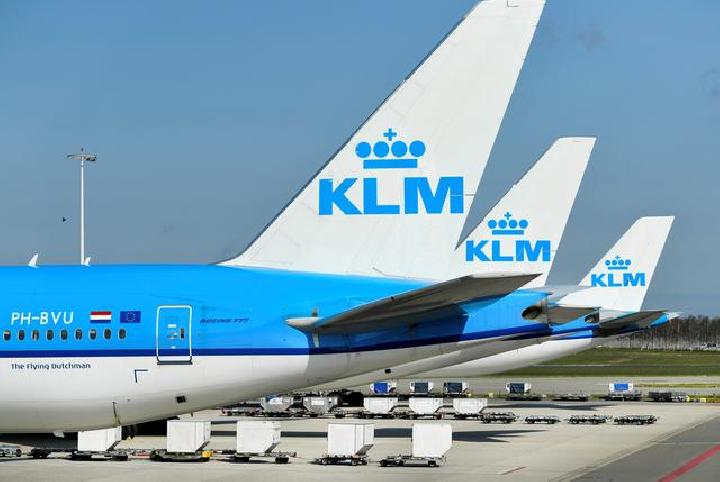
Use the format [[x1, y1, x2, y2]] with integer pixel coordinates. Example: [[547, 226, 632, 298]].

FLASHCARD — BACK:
[[318, 128, 464, 215], [590, 255, 646, 287], [465, 213, 551, 262]]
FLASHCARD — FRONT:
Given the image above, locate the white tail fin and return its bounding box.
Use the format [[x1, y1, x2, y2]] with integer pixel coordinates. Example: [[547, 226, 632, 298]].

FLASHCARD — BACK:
[[441, 137, 594, 285], [560, 216, 674, 312], [221, 0, 545, 278]]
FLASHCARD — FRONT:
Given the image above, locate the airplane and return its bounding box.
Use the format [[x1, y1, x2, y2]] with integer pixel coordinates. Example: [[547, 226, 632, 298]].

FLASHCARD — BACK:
[[0, 0, 552, 432], [415, 216, 675, 379]]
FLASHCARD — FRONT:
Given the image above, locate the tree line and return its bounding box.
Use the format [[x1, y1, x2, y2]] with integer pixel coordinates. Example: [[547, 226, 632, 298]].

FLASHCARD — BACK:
[[602, 316, 720, 350]]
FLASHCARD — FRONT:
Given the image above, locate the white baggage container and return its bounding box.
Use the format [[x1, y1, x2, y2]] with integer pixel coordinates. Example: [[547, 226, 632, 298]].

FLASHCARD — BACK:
[[236, 421, 281, 454], [166, 420, 212, 453], [609, 382, 634, 393], [363, 397, 399, 414], [77, 427, 122, 452], [412, 423, 452, 458], [409, 397, 443, 415], [452, 397, 487, 415], [327, 423, 374, 457]]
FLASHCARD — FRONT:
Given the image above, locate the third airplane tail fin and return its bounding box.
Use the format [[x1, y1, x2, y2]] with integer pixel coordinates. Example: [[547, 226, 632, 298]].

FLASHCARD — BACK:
[[560, 216, 674, 312]]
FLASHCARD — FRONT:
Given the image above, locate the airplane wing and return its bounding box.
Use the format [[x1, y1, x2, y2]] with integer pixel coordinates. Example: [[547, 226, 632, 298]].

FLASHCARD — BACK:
[[288, 273, 540, 333]]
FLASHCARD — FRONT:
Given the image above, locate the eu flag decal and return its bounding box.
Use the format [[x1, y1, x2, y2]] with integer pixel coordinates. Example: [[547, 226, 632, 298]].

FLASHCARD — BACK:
[[120, 311, 142, 323]]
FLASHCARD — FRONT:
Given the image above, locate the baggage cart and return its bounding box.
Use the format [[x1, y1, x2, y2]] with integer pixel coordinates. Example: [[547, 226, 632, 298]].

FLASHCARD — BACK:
[[568, 414, 610, 424], [525, 415, 561, 424], [480, 411, 518, 424], [614, 415, 658, 425]]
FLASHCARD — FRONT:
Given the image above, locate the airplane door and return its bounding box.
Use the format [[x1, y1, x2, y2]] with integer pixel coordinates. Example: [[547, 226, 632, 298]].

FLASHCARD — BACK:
[[156, 305, 192, 364]]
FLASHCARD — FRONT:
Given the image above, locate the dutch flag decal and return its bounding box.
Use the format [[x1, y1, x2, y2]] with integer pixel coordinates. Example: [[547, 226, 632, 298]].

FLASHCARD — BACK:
[[90, 311, 112, 323]]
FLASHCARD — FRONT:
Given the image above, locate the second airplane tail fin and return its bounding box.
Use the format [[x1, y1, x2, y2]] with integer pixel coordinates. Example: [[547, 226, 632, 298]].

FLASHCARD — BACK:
[[442, 137, 594, 284]]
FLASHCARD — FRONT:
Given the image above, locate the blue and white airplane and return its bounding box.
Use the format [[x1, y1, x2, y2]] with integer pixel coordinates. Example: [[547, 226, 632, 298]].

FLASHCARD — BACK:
[[414, 216, 676, 379], [1, 0, 554, 432]]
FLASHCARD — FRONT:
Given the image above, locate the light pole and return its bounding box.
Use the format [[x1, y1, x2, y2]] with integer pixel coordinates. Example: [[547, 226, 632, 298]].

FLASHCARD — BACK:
[[66, 148, 96, 264]]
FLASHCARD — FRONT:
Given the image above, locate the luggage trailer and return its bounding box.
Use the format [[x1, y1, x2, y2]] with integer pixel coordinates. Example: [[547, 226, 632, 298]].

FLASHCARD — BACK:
[[480, 412, 518, 424]]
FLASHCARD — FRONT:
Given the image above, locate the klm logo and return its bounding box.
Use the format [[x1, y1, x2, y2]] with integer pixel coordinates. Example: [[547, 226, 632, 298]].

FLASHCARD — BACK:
[[590, 255, 646, 287], [465, 212, 551, 263], [318, 128, 464, 215]]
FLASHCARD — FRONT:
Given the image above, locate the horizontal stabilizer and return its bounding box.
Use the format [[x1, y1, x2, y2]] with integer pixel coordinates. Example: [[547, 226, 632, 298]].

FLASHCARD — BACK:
[[594, 310, 666, 335], [289, 273, 539, 333]]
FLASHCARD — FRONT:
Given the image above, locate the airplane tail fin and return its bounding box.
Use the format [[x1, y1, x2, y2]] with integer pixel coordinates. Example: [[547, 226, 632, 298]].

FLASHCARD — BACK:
[[560, 216, 674, 312], [442, 137, 594, 285], [220, 0, 545, 279]]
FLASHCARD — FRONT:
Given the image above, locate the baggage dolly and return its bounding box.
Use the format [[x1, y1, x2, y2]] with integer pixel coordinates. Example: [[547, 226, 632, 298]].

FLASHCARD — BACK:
[[233, 450, 296, 464], [314, 454, 369, 466], [150, 449, 213, 462], [380, 455, 444, 468], [0, 445, 23, 458], [70, 450, 129, 461]]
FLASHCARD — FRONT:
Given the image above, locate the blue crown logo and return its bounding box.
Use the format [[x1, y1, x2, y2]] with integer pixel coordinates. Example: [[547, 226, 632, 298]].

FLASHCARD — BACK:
[[355, 128, 426, 169], [605, 255, 632, 271], [487, 212, 528, 235]]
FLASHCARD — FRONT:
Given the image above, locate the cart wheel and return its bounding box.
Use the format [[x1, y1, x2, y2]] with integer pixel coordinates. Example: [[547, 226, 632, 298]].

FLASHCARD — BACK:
[[435, 413, 443, 420], [237, 456, 250, 463], [320, 458, 328, 465], [428, 460, 437, 468], [15, 449, 22, 458], [275, 457, 289, 464], [351, 458, 358, 466], [380, 460, 388, 467], [397, 460, 404, 467], [361, 459, 367, 465]]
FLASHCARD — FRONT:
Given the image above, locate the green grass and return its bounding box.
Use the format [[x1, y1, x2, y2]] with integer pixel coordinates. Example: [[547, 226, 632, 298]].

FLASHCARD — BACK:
[[496, 348, 720, 377]]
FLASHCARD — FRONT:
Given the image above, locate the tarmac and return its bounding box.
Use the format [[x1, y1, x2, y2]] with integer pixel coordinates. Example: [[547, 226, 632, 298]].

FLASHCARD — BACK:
[[1, 401, 719, 481]]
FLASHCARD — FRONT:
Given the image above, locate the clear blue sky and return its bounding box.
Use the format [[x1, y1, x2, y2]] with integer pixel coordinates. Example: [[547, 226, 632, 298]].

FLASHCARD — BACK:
[[1, 1, 718, 314]]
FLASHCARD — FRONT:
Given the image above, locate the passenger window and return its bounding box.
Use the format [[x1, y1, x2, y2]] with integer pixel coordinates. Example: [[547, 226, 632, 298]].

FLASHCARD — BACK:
[[119, 328, 127, 340], [3, 330, 9, 341], [60, 329, 68, 341], [31, 330, 39, 341], [103, 328, 111, 340], [89, 329, 97, 340], [46, 330, 54, 341], [18, 330, 25, 341], [75, 329, 83, 340]]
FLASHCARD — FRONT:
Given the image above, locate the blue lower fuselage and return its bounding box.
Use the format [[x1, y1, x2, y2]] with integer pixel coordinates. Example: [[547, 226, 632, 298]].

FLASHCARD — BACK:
[[0, 265, 552, 359]]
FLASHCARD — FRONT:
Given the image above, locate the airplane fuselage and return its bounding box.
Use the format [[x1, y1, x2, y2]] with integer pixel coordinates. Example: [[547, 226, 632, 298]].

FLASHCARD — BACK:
[[0, 264, 547, 432]]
